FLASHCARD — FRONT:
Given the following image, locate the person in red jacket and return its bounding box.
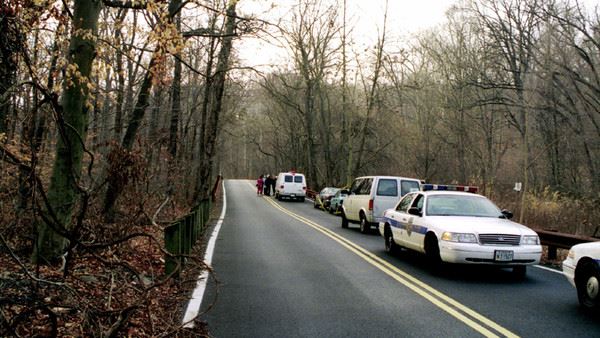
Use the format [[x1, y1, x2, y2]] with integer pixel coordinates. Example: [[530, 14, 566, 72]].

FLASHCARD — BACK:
[[256, 175, 264, 196]]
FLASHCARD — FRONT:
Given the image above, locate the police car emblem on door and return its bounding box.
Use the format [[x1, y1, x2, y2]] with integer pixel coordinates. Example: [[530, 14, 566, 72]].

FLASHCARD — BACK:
[[406, 217, 414, 236]]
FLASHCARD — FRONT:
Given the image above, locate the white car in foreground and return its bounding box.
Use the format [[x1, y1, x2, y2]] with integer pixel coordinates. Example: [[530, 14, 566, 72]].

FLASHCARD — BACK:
[[563, 242, 600, 311], [379, 184, 542, 277]]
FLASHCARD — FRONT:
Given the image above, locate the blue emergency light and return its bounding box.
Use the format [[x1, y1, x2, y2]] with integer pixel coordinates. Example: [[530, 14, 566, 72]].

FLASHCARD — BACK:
[[422, 184, 478, 193]]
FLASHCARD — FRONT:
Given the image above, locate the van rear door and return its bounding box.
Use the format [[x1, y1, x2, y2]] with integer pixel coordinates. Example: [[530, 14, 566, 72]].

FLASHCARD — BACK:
[[372, 178, 402, 222], [285, 174, 305, 197]]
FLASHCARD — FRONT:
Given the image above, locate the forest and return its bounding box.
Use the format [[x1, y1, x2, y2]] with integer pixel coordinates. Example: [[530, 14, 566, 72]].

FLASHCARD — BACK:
[[0, 0, 599, 335]]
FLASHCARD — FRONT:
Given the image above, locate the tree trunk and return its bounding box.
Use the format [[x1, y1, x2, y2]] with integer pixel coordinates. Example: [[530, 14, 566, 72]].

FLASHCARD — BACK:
[[0, 6, 20, 133], [352, 1, 387, 177], [303, 80, 317, 188], [195, 0, 237, 202], [114, 9, 127, 140], [103, 0, 188, 219], [34, 0, 102, 263], [102, 53, 157, 220], [168, 0, 182, 160]]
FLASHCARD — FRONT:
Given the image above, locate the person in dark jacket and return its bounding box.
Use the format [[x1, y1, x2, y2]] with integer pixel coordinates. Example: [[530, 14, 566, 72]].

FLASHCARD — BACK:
[[264, 175, 273, 196]]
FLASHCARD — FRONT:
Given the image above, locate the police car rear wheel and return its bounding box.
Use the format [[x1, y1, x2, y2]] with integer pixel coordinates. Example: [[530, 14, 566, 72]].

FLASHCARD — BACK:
[[577, 261, 600, 311], [384, 227, 397, 254]]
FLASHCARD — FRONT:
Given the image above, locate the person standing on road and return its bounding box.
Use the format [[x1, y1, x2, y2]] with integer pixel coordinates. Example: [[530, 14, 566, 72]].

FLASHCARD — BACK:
[[264, 175, 272, 196], [256, 175, 264, 196]]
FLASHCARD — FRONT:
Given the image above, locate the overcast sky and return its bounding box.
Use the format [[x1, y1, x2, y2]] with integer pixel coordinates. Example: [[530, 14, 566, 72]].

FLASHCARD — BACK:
[[235, 0, 456, 69], [233, 0, 599, 71]]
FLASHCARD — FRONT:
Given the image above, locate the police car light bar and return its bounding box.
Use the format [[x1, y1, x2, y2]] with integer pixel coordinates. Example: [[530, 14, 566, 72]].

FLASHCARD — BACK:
[[422, 184, 478, 193]]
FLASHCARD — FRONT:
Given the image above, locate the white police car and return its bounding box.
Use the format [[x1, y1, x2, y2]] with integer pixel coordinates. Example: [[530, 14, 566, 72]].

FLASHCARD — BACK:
[[562, 242, 600, 311], [379, 184, 542, 276]]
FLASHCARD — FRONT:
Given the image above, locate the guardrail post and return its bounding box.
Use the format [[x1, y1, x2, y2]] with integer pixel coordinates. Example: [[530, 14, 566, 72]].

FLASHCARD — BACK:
[[547, 246, 557, 260], [191, 209, 198, 242], [204, 200, 210, 224], [198, 203, 204, 232], [183, 215, 192, 255], [164, 222, 181, 276]]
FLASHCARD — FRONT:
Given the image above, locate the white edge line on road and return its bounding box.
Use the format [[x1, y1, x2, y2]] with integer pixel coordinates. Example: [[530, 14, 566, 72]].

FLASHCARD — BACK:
[[534, 264, 563, 275], [182, 180, 227, 328]]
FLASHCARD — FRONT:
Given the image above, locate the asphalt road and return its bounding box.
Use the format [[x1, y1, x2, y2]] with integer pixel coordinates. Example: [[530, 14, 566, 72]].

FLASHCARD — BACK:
[[199, 179, 600, 337]]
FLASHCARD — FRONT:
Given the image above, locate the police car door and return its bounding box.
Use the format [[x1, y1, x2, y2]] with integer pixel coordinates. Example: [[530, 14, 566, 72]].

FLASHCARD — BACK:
[[389, 193, 415, 248], [401, 193, 427, 253]]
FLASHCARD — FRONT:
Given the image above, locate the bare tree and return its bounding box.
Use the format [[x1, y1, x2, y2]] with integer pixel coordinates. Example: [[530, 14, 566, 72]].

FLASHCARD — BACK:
[[470, 0, 543, 221]]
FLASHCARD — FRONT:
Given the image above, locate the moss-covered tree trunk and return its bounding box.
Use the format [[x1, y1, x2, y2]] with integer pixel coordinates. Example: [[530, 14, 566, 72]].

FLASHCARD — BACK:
[[34, 0, 102, 263]]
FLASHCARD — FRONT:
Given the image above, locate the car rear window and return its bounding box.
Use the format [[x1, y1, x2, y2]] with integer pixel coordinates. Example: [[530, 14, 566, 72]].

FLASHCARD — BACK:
[[400, 180, 420, 196], [284, 175, 293, 183], [377, 179, 398, 196], [294, 176, 303, 183]]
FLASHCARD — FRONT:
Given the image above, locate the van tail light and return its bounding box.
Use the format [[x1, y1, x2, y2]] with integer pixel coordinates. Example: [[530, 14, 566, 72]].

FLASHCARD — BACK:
[[303, 186, 306, 190], [280, 185, 284, 189], [368, 199, 373, 211]]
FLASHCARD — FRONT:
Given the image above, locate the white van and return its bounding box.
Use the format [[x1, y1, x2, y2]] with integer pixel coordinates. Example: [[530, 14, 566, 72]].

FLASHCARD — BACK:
[[341, 176, 421, 233], [275, 172, 307, 202]]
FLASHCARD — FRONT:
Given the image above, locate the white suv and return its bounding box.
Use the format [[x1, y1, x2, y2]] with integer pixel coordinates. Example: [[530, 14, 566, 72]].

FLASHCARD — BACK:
[[341, 176, 420, 233]]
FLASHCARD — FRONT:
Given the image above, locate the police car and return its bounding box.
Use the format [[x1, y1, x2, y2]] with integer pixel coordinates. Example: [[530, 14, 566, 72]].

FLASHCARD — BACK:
[[378, 184, 542, 276], [562, 242, 600, 311]]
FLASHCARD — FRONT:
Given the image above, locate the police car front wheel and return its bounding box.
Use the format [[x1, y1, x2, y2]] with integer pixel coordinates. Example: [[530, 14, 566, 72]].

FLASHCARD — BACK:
[[577, 260, 600, 311]]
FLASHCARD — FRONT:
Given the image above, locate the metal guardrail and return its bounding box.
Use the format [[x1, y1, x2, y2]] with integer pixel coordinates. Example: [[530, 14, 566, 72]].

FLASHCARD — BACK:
[[164, 175, 222, 276], [164, 199, 211, 276], [534, 229, 599, 260]]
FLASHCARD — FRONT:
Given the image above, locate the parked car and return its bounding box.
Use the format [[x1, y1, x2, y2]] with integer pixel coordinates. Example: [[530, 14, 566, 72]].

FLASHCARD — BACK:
[[329, 189, 349, 214], [563, 242, 600, 311], [275, 172, 307, 202], [341, 176, 421, 233], [314, 187, 340, 209], [379, 184, 542, 277]]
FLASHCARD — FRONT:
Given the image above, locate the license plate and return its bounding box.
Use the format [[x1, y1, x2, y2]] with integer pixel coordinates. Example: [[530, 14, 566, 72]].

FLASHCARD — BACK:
[[494, 250, 514, 262], [291, 194, 296, 197]]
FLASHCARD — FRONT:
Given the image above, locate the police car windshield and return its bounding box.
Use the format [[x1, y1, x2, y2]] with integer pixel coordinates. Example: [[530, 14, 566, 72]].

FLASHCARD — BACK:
[[426, 195, 502, 217]]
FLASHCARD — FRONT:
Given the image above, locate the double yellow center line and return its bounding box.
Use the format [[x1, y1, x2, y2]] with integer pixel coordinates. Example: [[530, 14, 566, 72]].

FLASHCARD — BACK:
[[263, 196, 519, 338]]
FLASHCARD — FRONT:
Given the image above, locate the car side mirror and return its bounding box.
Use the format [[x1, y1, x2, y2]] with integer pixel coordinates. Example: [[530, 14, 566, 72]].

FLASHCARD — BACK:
[[501, 209, 513, 219], [408, 207, 422, 217], [341, 189, 349, 195]]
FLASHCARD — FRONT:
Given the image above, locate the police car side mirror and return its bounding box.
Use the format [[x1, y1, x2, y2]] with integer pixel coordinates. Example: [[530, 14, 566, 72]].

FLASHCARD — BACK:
[[501, 209, 513, 219], [408, 207, 422, 217]]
